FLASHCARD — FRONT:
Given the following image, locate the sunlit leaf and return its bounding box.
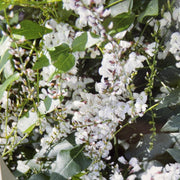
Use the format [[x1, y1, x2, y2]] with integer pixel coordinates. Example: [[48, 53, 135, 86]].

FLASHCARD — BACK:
[[167, 148, 180, 163], [109, 0, 133, 17], [49, 43, 71, 62], [12, 20, 52, 40], [0, 156, 16, 180], [17, 111, 38, 134], [53, 53, 75, 72], [161, 113, 180, 132], [0, 50, 12, 75], [103, 12, 135, 35], [51, 144, 91, 179], [72, 33, 87, 52], [0, 72, 20, 100], [156, 88, 180, 110], [0, 36, 12, 74]]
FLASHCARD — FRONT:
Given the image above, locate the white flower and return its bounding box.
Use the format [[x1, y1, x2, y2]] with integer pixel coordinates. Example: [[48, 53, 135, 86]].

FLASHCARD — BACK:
[[141, 163, 180, 180], [0, 91, 11, 109], [173, 7, 180, 23], [40, 65, 56, 83], [141, 166, 163, 180], [133, 91, 147, 115], [118, 156, 127, 164], [169, 32, 180, 61], [124, 52, 146, 74], [127, 174, 137, 180], [62, 0, 77, 11], [110, 170, 124, 180], [158, 41, 170, 59], [43, 20, 74, 48], [145, 42, 157, 57], [160, 12, 171, 28], [129, 157, 141, 173], [17, 161, 30, 173]]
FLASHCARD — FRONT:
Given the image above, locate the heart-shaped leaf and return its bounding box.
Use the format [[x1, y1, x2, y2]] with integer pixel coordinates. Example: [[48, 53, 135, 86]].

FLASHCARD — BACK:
[[138, 0, 158, 23], [51, 144, 91, 179]]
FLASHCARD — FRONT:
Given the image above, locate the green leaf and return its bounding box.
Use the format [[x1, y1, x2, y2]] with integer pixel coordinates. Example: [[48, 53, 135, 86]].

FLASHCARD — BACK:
[[156, 88, 180, 110], [161, 113, 180, 132], [0, 50, 12, 74], [12, 20, 52, 40], [72, 172, 87, 180], [44, 96, 52, 112], [53, 53, 75, 73], [17, 111, 38, 134], [33, 55, 49, 70], [51, 144, 92, 179], [0, 72, 20, 100], [0, 36, 12, 74], [103, 12, 135, 35], [28, 174, 49, 180], [0, 1, 9, 11], [72, 33, 87, 52], [167, 148, 180, 163], [49, 43, 71, 62], [109, 0, 133, 17], [125, 133, 175, 161], [159, 66, 180, 87], [138, 0, 159, 23], [57, 2, 73, 22]]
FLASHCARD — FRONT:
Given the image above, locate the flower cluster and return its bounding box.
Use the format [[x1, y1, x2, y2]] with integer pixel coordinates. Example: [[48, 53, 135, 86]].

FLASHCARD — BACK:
[[0, 0, 180, 179]]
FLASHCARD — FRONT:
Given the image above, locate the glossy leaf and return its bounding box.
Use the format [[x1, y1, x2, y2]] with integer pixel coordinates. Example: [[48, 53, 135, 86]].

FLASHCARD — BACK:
[[72, 33, 87, 52], [138, 0, 159, 23], [33, 55, 49, 70], [53, 53, 75, 72], [156, 88, 180, 110], [12, 20, 52, 40], [0, 72, 20, 100], [167, 148, 180, 163], [51, 144, 92, 179], [161, 113, 180, 132]]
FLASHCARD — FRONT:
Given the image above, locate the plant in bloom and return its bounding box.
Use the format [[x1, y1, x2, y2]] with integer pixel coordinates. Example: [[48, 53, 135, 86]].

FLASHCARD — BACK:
[[0, 0, 180, 179]]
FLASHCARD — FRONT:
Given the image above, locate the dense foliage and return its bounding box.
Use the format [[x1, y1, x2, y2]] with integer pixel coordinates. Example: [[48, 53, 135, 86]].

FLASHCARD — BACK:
[[0, 0, 180, 179]]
